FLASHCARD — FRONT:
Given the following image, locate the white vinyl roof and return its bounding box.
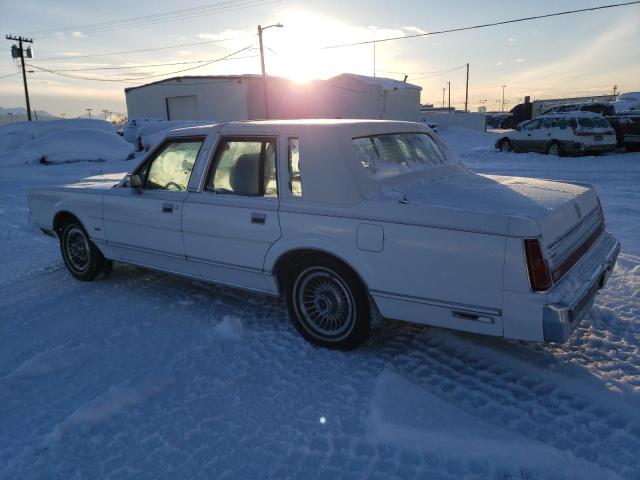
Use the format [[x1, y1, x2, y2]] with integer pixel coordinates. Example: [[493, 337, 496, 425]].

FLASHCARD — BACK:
[[165, 119, 433, 205]]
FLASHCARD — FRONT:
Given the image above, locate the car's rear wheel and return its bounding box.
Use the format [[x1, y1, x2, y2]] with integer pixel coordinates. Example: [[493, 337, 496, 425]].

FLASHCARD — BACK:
[[284, 255, 373, 350], [499, 139, 513, 152], [547, 141, 562, 156], [60, 220, 108, 281]]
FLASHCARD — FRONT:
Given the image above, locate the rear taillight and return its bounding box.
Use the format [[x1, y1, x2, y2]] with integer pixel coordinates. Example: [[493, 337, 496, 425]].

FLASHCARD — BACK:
[[524, 239, 553, 291], [597, 196, 605, 224]]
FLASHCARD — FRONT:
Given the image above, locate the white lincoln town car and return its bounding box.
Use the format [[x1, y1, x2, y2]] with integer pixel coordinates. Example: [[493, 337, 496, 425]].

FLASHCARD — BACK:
[[28, 120, 620, 350]]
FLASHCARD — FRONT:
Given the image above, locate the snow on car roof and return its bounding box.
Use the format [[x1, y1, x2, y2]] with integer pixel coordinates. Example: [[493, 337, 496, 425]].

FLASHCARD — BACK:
[[163, 119, 425, 137], [538, 111, 605, 119]]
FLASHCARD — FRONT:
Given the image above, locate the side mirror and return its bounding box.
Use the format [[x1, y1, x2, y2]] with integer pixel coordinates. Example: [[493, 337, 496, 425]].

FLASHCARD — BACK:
[[125, 174, 142, 189], [515, 126, 522, 131]]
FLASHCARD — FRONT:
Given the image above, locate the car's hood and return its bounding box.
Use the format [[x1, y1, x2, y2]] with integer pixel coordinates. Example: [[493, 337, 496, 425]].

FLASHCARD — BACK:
[[365, 171, 600, 241], [63, 172, 127, 190]]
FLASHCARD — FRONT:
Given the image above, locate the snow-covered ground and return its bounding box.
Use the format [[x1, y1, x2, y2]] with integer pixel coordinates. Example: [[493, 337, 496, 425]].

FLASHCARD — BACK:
[[1, 126, 639, 479]]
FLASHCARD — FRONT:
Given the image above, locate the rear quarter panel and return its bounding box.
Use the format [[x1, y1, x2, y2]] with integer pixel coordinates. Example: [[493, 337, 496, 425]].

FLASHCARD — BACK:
[[267, 210, 507, 326]]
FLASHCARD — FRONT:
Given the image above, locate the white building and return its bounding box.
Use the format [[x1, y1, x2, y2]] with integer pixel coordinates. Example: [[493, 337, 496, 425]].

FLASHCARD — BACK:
[[124, 74, 421, 122]]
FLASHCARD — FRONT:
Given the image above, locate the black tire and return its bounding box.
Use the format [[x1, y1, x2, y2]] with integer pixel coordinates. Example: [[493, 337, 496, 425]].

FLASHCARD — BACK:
[[284, 254, 373, 350], [499, 138, 513, 152], [101, 259, 114, 277], [547, 141, 563, 156], [59, 220, 106, 281]]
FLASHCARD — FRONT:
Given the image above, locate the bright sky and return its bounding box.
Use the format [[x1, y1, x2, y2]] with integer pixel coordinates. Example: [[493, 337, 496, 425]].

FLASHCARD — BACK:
[[1, 0, 639, 117]]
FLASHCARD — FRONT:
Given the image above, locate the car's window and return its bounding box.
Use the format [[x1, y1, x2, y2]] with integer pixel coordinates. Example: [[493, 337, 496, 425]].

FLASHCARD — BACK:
[[352, 132, 458, 180], [524, 120, 541, 130], [541, 118, 554, 129], [577, 117, 611, 129], [288, 137, 302, 197], [207, 138, 277, 197], [142, 139, 203, 191]]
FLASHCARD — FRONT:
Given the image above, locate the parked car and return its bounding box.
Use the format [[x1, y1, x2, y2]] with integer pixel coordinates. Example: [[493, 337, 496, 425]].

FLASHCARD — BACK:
[[606, 114, 640, 151], [496, 113, 617, 155], [28, 120, 619, 349], [542, 102, 615, 117]]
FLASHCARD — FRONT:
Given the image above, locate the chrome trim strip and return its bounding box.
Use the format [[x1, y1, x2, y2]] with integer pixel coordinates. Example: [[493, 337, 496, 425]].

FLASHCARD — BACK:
[[186, 255, 263, 274], [370, 290, 501, 317], [102, 240, 265, 274], [105, 258, 279, 297], [105, 240, 185, 260]]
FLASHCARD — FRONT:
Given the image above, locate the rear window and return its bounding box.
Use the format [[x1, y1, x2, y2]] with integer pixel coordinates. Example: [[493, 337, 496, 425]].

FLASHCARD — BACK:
[[577, 117, 610, 129], [352, 133, 457, 179]]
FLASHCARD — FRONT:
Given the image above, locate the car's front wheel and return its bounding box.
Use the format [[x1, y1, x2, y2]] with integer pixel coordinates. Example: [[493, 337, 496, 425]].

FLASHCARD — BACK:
[[499, 138, 513, 152], [284, 255, 373, 350], [60, 220, 110, 281]]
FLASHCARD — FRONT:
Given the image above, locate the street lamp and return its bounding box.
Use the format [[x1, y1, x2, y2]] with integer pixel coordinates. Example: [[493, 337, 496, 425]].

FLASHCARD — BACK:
[[257, 23, 283, 119]]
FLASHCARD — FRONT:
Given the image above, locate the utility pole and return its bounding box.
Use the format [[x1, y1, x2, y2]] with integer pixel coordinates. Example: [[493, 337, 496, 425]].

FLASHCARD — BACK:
[[612, 84, 618, 96], [86, 108, 92, 119], [373, 29, 376, 77], [8, 112, 14, 123], [501, 85, 507, 112], [60, 113, 66, 119], [442, 88, 445, 108], [6, 35, 34, 121], [464, 63, 469, 112], [102, 109, 109, 120], [257, 23, 283, 120], [447, 81, 451, 113]]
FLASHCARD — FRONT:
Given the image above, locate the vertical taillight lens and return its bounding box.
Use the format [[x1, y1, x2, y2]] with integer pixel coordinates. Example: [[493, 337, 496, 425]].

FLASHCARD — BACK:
[[597, 196, 605, 224], [524, 239, 553, 291]]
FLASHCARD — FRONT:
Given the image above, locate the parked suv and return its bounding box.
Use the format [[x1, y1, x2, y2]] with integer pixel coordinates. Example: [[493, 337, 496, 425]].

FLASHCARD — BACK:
[[605, 114, 640, 151], [496, 113, 617, 155]]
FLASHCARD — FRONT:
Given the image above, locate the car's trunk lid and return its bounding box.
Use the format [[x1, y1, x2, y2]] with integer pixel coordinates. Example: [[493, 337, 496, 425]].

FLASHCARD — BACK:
[[372, 172, 603, 274]]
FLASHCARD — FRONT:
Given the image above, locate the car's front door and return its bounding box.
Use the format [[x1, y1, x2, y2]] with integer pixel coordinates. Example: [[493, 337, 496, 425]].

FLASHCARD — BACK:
[[518, 119, 542, 151], [102, 137, 204, 272], [182, 136, 282, 293]]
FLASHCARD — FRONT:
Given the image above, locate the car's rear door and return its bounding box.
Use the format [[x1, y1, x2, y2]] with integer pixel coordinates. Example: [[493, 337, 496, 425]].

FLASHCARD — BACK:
[[182, 135, 282, 293], [102, 136, 204, 272]]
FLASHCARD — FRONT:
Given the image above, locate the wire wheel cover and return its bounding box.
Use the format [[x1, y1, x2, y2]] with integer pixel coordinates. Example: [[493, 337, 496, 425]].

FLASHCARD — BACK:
[[294, 268, 355, 340], [65, 227, 90, 273]]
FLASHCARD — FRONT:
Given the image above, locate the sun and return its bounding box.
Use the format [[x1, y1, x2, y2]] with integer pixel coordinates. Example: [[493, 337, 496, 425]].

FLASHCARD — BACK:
[[263, 11, 375, 83]]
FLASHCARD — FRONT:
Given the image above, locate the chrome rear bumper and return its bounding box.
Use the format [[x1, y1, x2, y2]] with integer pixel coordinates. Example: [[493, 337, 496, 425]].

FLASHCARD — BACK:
[[543, 237, 620, 343]]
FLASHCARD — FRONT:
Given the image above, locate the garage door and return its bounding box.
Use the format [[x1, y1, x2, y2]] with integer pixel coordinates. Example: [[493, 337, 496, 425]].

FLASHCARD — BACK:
[[166, 95, 198, 120]]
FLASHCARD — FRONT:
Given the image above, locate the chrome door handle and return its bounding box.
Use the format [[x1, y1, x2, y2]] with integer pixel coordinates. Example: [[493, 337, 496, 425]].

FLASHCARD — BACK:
[[251, 212, 266, 224], [162, 203, 174, 213]]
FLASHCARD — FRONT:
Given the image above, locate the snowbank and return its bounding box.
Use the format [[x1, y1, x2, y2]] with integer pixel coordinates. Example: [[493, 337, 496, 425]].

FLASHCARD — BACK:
[[0, 127, 134, 165], [0, 119, 115, 152]]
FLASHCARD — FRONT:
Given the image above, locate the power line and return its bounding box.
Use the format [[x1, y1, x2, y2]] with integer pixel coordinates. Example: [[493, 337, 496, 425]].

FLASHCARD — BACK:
[[0, 72, 20, 79], [35, 34, 256, 61], [27, 44, 255, 83], [25, 0, 281, 37], [376, 65, 465, 76], [26, 0, 249, 34], [324, 1, 640, 49], [31, 54, 258, 72]]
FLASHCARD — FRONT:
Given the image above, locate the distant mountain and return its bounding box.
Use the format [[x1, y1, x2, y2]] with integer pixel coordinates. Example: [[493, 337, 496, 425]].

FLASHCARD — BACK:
[[0, 107, 59, 125]]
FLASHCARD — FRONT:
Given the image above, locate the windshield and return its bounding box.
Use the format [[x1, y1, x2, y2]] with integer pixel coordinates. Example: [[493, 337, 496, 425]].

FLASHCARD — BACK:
[[577, 117, 610, 129], [352, 132, 459, 180]]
